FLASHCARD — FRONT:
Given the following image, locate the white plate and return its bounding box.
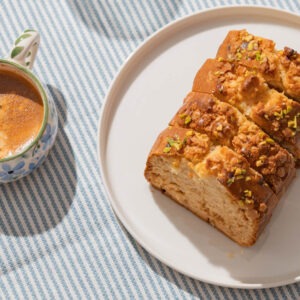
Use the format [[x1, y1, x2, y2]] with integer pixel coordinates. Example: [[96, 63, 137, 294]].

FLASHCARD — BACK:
[[98, 6, 300, 289]]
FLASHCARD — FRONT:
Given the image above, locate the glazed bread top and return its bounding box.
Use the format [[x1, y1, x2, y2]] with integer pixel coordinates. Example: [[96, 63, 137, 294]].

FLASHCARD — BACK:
[[216, 29, 300, 101], [146, 126, 277, 222], [169, 92, 295, 195], [192, 58, 300, 162]]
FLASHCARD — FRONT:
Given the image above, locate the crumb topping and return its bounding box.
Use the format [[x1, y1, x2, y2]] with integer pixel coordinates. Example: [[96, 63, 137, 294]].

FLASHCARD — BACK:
[[161, 128, 211, 163], [170, 93, 295, 193], [217, 30, 300, 101], [205, 147, 270, 214], [252, 96, 300, 149], [171, 94, 239, 145]]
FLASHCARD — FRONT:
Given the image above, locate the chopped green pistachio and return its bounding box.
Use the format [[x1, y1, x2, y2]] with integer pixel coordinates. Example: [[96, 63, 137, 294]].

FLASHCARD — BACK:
[[275, 107, 293, 120], [167, 138, 182, 151], [274, 111, 283, 120], [236, 175, 244, 180], [247, 42, 253, 51], [244, 190, 252, 198], [179, 113, 186, 119], [245, 199, 254, 205], [236, 52, 242, 60], [234, 168, 246, 176], [217, 57, 224, 62], [255, 52, 262, 61], [227, 177, 235, 186], [245, 176, 251, 182], [288, 116, 297, 129], [266, 137, 275, 144], [163, 146, 171, 153], [184, 115, 192, 125]]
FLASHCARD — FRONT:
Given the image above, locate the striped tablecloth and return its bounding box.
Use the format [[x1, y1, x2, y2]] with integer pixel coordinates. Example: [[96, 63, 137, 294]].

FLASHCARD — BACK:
[[0, 0, 299, 299]]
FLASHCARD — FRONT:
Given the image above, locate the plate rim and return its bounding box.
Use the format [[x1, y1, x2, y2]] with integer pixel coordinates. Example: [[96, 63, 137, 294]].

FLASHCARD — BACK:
[[97, 5, 300, 289]]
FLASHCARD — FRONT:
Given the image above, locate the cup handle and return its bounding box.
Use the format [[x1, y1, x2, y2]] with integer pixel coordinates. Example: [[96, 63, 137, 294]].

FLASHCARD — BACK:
[[8, 29, 40, 70]]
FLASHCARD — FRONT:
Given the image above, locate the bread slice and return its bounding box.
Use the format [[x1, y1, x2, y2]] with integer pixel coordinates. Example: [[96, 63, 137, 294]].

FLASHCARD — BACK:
[[216, 29, 300, 101], [169, 92, 295, 196], [192, 58, 300, 163], [145, 127, 279, 246]]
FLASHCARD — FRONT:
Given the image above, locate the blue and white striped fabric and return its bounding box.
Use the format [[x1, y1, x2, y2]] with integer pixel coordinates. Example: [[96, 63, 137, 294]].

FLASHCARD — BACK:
[[0, 0, 299, 299]]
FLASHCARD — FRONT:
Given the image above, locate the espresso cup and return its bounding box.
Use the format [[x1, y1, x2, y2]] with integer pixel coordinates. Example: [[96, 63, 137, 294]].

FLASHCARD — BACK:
[[0, 29, 58, 183]]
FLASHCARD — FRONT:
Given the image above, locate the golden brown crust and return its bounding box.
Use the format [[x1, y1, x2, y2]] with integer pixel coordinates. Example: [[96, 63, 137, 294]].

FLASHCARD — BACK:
[[148, 126, 211, 164], [193, 59, 269, 107], [232, 121, 295, 196], [192, 58, 300, 162], [145, 127, 277, 215], [250, 90, 300, 159], [216, 29, 300, 101], [278, 47, 300, 101], [144, 30, 298, 247], [172, 93, 239, 146], [169, 92, 295, 195]]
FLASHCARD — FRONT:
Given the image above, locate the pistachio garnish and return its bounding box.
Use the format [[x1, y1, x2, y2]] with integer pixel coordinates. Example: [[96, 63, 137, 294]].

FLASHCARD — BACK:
[[266, 137, 275, 144], [245, 176, 251, 182], [236, 52, 242, 60], [245, 199, 254, 205], [288, 116, 297, 129], [163, 146, 171, 153], [184, 115, 192, 125], [227, 177, 235, 186], [255, 52, 262, 61], [167, 138, 182, 151], [244, 189, 252, 198]]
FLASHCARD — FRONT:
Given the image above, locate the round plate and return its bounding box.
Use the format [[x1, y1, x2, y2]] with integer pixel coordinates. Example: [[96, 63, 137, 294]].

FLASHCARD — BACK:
[[98, 6, 300, 288]]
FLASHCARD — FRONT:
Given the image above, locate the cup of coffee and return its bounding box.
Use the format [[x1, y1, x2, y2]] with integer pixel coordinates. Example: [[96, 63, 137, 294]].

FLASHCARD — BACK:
[[0, 29, 58, 183]]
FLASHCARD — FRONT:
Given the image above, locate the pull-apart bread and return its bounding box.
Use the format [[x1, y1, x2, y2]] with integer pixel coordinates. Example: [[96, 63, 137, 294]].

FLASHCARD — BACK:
[[193, 59, 300, 163], [216, 29, 300, 101], [145, 31, 297, 246], [169, 92, 295, 196], [144, 127, 278, 246]]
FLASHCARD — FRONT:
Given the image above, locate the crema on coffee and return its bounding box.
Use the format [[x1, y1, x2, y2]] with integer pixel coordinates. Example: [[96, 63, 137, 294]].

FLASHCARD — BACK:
[[0, 70, 44, 159]]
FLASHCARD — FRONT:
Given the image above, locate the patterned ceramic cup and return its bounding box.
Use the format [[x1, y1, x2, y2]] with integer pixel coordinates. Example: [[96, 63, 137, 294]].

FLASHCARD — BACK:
[[0, 29, 58, 183]]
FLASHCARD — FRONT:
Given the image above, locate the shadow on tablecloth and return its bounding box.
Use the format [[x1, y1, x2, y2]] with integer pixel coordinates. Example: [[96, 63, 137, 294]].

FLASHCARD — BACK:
[[67, 0, 183, 40]]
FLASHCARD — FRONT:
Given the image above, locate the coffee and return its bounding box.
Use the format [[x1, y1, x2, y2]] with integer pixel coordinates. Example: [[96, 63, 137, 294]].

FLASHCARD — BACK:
[[0, 70, 44, 159]]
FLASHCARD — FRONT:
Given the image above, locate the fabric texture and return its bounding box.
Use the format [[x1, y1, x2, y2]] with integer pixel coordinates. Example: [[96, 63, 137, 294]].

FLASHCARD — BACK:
[[0, 0, 299, 299]]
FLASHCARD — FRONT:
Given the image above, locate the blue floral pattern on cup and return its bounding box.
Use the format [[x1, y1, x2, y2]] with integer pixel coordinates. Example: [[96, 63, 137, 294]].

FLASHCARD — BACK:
[[0, 161, 26, 181], [29, 154, 46, 171]]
